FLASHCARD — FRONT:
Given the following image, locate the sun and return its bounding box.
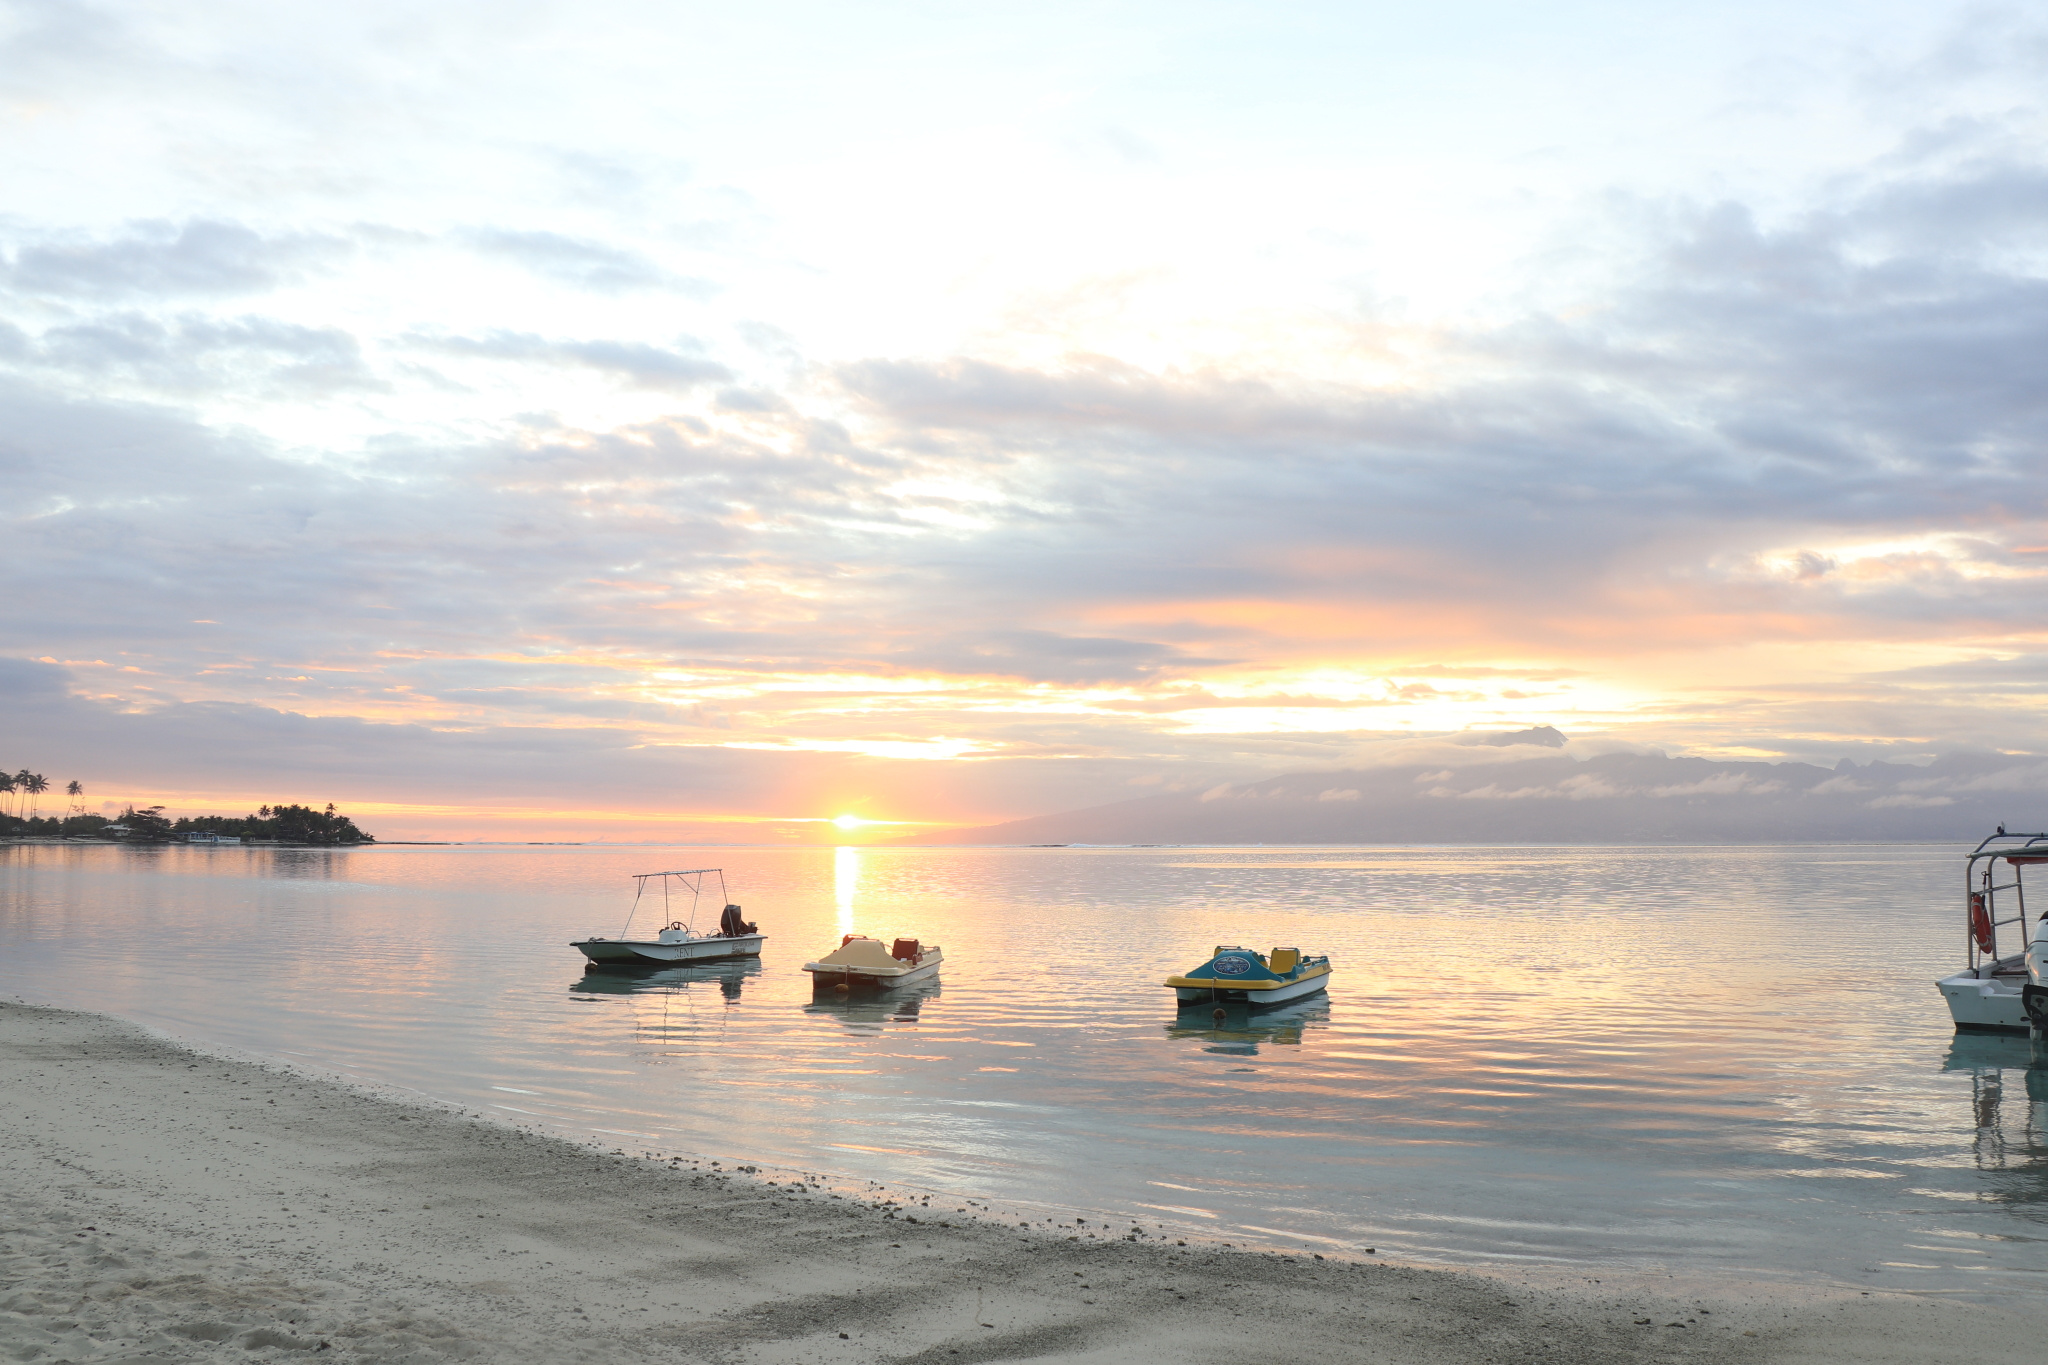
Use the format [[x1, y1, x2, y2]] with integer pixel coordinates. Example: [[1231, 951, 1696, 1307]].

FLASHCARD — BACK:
[[831, 813, 865, 830]]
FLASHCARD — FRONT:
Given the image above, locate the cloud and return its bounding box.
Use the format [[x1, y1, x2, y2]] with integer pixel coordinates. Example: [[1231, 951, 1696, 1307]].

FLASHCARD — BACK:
[[12, 18, 2048, 833], [22, 313, 383, 396], [1648, 772, 1784, 798], [1939, 764, 2048, 793], [1450, 772, 1624, 801], [715, 386, 792, 414], [1459, 725, 1568, 748], [1326, 734, 1597, 772], [462, 228, 712, 296], [0, 655, 72, 698], [1425, 765, 1801, 802], [5, 221, 342, 299], [895, 629, 1205, 685], [413, 330, 733, 391]]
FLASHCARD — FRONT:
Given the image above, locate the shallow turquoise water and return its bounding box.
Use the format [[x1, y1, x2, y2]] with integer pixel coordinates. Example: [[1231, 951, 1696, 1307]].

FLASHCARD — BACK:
[[2, 841, 2043, 1299]]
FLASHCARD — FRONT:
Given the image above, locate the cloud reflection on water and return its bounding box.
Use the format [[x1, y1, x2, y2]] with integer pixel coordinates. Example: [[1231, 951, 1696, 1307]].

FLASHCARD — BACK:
[[3, 841, 2046, 1294]]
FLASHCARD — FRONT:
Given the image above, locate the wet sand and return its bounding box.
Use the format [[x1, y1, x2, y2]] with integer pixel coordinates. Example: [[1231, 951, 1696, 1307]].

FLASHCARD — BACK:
[[1, 999, 2035, 1363]]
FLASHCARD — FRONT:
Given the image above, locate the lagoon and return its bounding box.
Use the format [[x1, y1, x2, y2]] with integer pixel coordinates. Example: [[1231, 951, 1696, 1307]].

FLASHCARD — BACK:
[[0, 841, 2040, 1301]]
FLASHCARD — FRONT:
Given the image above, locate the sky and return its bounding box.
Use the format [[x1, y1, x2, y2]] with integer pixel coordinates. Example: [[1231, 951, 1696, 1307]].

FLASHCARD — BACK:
[[6, 0, 2048, 841]]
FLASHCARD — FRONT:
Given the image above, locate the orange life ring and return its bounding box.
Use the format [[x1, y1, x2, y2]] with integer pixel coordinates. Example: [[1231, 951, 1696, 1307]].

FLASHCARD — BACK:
[[1970, 893, 1996, 954]]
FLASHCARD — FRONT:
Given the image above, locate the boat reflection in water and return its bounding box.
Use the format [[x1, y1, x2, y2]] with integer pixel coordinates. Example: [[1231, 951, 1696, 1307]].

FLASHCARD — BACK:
[[571, 956, 762, 1001], [1942, 1032, 2048, 1210], [802, 977, 943, 1033], [569, 959, 765, 1058], [1166, 996, 1330, 1057]]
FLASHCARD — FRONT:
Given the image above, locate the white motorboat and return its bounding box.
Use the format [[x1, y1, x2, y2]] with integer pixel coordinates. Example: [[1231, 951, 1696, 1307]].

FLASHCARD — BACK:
[[803, 934, 942, 991], [570, 868, 764, 966], [1936, 831, 2048, 1035]]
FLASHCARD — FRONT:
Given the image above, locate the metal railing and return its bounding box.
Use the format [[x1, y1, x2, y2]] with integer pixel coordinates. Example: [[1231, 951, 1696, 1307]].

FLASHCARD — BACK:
[[1964, 833, 2044, 968], [619, 868, 730, 939]]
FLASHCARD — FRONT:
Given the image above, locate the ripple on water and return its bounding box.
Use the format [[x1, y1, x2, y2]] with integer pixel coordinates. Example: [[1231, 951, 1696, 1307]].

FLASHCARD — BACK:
[[1, 840, 2043, 1299]]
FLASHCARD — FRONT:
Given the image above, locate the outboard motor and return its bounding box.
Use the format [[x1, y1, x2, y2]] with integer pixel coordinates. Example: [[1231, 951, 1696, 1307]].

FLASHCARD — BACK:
[[2024, 913, 2048, 1033], [719, 903, 757, 937]]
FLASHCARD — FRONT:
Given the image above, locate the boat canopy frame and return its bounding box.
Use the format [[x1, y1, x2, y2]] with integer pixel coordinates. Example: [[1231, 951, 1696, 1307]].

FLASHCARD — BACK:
[[618, 868, 729, 940], [1962, 833, 2043, 969]]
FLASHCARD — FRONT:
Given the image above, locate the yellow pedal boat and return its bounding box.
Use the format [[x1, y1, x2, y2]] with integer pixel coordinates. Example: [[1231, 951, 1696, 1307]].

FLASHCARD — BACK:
[[1165, 945, 1331, 1007]]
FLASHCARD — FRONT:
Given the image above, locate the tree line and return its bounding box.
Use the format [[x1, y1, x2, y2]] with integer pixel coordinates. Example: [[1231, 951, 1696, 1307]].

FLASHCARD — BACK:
[[165, 803, 373, 844], [0, 770, 85, 822], [0, 776, 374, 844]]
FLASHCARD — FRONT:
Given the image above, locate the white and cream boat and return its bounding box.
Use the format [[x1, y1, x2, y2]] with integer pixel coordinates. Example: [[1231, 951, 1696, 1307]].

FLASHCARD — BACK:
[[803, 934, 942, 991], [570, 868, 764, 966], [1166, 944, 1331, 1007], [1937, 832, 2048, 1035]]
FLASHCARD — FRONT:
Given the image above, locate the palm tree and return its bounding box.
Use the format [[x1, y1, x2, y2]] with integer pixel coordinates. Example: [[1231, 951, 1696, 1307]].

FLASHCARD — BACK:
[[66, 781, 85, 818], [24, 774, 48, 821], [11, 770, 29, 819], [0, 772, 16, 819]]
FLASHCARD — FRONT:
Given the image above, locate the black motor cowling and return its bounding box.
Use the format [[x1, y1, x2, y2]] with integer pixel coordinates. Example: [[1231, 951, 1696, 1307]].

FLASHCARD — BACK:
[[2023, 983, 2048, 1030], [719, 903, 758, 937]]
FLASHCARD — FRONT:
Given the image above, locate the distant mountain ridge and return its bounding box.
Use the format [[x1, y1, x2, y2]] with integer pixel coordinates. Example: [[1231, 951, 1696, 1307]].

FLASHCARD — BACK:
[[907, 734, 2048, 844]]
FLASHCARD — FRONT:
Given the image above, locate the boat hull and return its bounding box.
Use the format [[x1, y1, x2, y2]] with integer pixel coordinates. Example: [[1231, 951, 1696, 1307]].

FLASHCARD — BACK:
[[1175, 972, 1331, 1007], [572, 934, 764, 965], [1938, 970, 2031, 1034]]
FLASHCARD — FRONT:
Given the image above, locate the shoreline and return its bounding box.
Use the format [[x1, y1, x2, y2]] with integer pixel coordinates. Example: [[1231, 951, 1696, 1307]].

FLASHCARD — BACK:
[[0, 838, 380, 848], [2, 1000, 2037, 1364]]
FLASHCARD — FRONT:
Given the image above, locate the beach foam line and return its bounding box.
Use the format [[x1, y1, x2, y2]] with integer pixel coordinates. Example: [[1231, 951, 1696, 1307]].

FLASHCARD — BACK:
[[0, 998, 2034, 1364]]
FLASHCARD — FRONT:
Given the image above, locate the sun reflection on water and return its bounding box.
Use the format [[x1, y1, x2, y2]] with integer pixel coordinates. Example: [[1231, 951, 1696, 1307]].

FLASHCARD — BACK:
[[834, 845, 860, 937], [8, 840, 2048, 1297]]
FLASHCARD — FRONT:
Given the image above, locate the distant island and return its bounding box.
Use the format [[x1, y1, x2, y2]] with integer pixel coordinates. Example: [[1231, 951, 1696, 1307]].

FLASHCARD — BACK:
[[1, 782, 374, 846], [898, 728, 2048, 846]]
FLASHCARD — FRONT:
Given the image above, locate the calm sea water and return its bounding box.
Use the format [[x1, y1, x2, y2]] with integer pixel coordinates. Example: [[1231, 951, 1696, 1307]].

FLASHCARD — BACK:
[[2, 842, 2043, 1299]]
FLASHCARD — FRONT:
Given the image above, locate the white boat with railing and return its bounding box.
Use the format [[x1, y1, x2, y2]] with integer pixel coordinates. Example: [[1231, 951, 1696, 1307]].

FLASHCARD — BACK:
[[570, 869, 764, 966], [1936, 831, 2048, 1034]]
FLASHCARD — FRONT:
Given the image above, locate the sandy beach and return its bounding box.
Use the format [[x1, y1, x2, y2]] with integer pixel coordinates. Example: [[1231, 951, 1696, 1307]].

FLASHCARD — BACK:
[[1, 999, 2036, 1364]]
